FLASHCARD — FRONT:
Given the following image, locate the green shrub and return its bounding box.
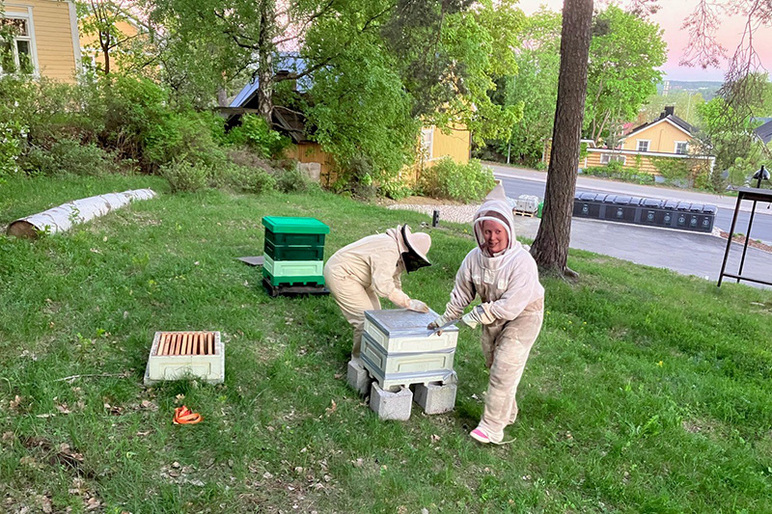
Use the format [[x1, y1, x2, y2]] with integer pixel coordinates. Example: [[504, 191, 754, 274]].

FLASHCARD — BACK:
[[220, 164, 276, 195], [0, 120, 25, 181], [275, 166, 315, 193], [226, 115, 290, 158], [651, 156, 690, 183], [417, 158, 496, 203], [379, 180, 413, 200], [161, 160, 211, 193], [583, 164, 655, 185], [145, 110, 227, 170], [21, 139, 112, 176]]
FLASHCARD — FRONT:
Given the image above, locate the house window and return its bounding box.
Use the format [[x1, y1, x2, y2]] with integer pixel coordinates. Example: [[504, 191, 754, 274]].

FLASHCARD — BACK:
[[636, 140, 650, 152], [675, 141, 688, 154], [420, 127, 434, 160], [600, 153, 626, 165], [1, 15, 36, 75]]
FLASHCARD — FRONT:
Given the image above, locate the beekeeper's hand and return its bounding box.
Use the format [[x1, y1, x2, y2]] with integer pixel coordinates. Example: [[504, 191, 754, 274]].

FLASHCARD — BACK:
[[407, 299, 429, 313], [427, 313, 453, 330], [461, 306, 484, 329]]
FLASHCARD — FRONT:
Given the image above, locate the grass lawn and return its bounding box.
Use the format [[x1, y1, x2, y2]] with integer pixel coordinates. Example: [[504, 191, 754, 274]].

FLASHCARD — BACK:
[[1, 174, 771, 513]]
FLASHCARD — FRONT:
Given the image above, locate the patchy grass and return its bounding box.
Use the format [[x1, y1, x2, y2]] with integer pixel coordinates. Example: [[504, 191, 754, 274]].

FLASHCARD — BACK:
[[1, 174, 771, 513]]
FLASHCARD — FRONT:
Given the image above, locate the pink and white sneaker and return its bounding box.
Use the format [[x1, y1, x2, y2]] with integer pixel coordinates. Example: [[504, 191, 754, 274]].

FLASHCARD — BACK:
[[469, 426, 512, 445], [470, 427, 492, 444]]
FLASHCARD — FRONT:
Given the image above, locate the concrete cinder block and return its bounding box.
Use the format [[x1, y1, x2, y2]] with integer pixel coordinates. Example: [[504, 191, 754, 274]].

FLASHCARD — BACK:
[[414, 380, 457, 414], [347, 358, 371, 396], [369, 382, 412, 421]]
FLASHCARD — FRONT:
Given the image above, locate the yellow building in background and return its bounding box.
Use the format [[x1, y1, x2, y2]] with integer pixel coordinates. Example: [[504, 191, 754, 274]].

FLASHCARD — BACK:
[[1, 0, 81, 82], [544, 107, 715, 177]]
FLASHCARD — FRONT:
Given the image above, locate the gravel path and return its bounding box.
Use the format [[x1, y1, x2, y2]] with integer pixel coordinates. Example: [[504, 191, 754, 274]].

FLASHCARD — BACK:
[[387, 203, 481, 224]]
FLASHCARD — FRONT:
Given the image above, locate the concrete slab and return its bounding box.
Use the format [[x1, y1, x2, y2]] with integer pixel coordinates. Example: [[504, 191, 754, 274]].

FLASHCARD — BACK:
[[237, 256, 264, 266]]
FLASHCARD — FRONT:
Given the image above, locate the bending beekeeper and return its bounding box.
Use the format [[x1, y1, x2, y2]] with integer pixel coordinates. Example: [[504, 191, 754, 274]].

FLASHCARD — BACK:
[[324, 224, 432, 360], [428, 183, 544, 444]]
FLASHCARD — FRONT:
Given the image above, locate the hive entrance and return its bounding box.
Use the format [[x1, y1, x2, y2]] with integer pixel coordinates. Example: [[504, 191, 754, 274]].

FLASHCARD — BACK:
[[155, 331, 216, 356]]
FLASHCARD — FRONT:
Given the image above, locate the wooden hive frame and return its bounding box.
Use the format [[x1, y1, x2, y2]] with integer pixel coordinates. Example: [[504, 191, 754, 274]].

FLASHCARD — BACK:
[[156, 331, 217, 356], [144, 331, 224, 386]]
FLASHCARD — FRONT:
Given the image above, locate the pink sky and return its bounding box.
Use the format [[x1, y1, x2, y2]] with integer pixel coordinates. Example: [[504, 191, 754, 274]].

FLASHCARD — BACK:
[[516, 0, 772, 82]]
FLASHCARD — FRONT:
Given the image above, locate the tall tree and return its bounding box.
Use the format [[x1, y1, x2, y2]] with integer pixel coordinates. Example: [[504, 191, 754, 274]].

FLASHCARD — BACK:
[[78, 0, 145, 75], [146, 0, 344, 114], [530, 0, 593, 276], [490, 8, 562, 165], [301, 0, 524, 177], [584, 5, 666, 144]]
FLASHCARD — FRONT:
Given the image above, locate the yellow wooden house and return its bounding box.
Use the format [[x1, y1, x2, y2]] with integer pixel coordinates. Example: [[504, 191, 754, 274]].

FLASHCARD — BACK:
[[1, 0, 81, 82], [585, 107, 714, 175], [544, 107, 715, 177]]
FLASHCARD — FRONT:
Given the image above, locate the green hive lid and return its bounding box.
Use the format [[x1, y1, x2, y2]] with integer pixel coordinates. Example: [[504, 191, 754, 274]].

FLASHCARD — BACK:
[[261, 216, 330, 234]]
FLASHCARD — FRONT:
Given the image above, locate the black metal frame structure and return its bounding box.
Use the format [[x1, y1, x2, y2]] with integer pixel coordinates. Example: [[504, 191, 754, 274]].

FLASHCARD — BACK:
[[717, 187, 772, 287]]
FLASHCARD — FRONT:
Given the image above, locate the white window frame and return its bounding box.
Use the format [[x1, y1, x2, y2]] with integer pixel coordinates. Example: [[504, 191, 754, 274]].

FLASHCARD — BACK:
[[674, 141, 688, 155], [600, 153, 627, 165], [420, 126, 434, 161], [636, 139, 650, 152], [1, 7, 39, 77]]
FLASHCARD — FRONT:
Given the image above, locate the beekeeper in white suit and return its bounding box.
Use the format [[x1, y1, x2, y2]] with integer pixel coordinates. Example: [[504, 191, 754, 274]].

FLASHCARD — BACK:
[[428, 182, 544, 444], [324, 225, 432, 359]]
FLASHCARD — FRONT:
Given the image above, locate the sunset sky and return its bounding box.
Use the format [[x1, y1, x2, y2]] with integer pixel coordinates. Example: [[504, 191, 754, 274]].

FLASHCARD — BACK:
[[516, 0, 772, 82]]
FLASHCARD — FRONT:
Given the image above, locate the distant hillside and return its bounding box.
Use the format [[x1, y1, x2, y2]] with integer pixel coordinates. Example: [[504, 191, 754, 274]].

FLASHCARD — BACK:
[[657, 80, 723, 101]]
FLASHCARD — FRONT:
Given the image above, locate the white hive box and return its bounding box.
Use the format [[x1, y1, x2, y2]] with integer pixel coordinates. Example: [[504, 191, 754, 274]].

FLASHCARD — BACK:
[[361, 309, 459, 391], [515, 194, 540, 213], [144, 331, 224, 386]]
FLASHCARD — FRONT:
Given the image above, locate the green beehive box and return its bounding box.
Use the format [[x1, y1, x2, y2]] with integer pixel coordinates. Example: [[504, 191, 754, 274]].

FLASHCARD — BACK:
[[263, 254, 324, 278], [262, 268, 324, 287], [265, 229, 326, 246], [262, 216, 329, 235], [264, 240, 325, 261], [537, 201, 544, 218]]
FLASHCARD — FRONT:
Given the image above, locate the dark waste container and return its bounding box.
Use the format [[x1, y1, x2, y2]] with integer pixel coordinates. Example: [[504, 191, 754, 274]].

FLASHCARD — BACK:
[[698, 205, 717, 232], [573, 192, 604, 219], [604, 195, 639, 223], [660, 200, 679, 227], [675, 201, 692, 229], [640, 198, 663, 224], [686, 203, 704, 230]]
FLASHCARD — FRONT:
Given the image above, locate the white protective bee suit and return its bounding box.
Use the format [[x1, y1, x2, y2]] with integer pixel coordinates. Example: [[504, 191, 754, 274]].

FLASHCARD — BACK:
[[433, 183, 544, 442], [324, 225, 431, 358]]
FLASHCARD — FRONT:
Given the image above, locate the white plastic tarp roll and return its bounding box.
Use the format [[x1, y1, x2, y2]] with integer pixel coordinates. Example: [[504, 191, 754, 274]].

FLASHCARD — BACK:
[[6, 189, 157, 238]]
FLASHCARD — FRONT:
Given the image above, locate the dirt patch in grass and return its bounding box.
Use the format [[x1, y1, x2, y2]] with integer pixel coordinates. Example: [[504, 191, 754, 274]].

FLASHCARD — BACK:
[[718, 230, 772, 254]]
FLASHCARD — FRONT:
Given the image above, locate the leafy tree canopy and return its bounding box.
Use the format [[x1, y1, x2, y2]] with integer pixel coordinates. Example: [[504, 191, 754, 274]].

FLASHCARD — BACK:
[[585, 4, 667, 144]]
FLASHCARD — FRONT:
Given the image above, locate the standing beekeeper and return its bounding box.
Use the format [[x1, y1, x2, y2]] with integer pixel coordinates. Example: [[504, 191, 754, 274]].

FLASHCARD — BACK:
[[324, 224, 432, 360], [428, 182, 544, 444]]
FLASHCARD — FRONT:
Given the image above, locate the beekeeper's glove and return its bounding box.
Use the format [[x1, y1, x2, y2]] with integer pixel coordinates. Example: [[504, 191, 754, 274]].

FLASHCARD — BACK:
[[460, 306, 485, 329], [427, 313, 455, 330], [407, 299, 429, 313]]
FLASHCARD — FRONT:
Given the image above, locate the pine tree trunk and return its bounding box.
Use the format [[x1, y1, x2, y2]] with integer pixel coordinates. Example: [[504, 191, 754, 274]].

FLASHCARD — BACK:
[[530, 0, 594, 276]]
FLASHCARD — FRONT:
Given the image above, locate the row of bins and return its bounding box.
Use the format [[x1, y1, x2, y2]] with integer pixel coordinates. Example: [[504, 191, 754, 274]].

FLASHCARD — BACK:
[[261, 216, 330, 287], [573, 192, 717, 232]]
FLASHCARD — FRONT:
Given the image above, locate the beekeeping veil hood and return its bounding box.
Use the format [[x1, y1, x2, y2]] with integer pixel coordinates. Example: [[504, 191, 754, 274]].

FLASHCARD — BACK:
[[473, 181, 516, 256], [399, 224, 432, 273]]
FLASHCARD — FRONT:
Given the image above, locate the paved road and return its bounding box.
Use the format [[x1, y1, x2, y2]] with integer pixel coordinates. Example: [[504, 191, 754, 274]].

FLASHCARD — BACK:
[[490, 163, 772, 245]]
